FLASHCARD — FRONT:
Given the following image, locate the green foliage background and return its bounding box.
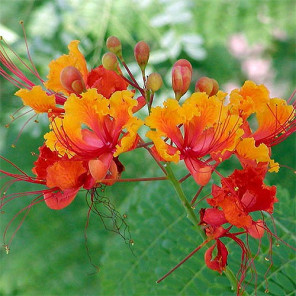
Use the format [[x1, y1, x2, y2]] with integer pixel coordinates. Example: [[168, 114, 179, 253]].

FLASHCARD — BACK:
[[0, 0, 295, 295]]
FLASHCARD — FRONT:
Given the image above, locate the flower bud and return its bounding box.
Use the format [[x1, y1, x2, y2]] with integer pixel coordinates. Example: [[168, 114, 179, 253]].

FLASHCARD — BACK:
[[60, 66, 86, 95], [88, 159, 108, 182], [106, 36, 122, 58], [134, 41, 150, 70], [146, 73, 163, 92], [210, 79, 219, 96], [102, 52, 119, 72], [172, 59, 192, 100], [193, 166, 212, 186], [195, 77, 219, 96]]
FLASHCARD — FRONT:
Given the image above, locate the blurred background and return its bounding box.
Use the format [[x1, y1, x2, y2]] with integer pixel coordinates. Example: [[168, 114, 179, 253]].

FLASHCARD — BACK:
[[0, 0, 295, 295]]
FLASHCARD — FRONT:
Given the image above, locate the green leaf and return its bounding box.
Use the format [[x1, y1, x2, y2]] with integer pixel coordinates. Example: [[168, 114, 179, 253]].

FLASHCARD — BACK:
[[98, 174, 295, 295]]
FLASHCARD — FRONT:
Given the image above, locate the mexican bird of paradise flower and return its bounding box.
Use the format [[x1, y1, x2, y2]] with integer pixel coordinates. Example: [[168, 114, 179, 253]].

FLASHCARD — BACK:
[[44, 88, 143, 186], [0, 36, 143, 250], [146, 91, 244, 186], [230, 81, 296, 172]]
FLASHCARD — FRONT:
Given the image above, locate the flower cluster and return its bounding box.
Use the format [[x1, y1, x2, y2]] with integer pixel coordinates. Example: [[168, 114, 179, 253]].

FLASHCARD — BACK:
[[0, 29, 295, 294]]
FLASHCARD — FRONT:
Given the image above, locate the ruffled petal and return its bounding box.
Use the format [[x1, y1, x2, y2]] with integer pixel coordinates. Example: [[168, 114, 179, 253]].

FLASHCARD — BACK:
[[146, 130, 180, 163], [146, 98, 184, 146], [237, 137, 270, 162], [15, 86, 60, 113], [114, 117, 143, 156], [230, 80, 270, 119]]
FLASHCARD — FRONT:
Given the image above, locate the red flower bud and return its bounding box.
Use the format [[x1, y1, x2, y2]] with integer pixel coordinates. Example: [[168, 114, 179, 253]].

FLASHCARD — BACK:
[[60, 66, 86, 95], [193, 166, 212, 186], [102, 52, 119, 72], [172, 59, 192, 100], [146, 72, 163, 92], [106, 36, 122, 58], [195, 77, 219, 96], [134, 41, 150, 70]]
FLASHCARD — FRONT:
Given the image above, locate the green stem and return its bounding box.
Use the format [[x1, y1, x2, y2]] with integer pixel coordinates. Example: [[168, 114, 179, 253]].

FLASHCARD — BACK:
[[165, 163, 203, 239]]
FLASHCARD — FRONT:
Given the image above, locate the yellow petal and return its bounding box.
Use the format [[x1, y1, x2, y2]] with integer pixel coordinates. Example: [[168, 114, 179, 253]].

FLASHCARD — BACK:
[[254, 98, 295, 140], [230, 80, 270, 118], [182, 91, 227, 129], [268, 159, 279, 173], [146, 99, 184, 145], [15, 86, 57, 113], [114, 117, 143, 156], [236, 138, 270, 163], [146, 98, 184, 130], [146, 130, 180, 163], [62, 89, 109, 143], [44, 117, 75, 158]]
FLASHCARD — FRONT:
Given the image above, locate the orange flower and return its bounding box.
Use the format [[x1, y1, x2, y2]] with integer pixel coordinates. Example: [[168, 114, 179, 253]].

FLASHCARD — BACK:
[[230, 81, 295, 147], [44, 89, 143, 183], [146, 92, 243, 185]]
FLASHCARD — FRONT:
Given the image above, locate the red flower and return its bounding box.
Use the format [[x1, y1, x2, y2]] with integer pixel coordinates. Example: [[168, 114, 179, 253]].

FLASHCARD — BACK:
[[207, 167, 277, 229]]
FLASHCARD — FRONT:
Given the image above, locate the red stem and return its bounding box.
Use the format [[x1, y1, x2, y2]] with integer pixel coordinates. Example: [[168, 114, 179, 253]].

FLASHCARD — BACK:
[[102, 176, 167, 183], [178, 173, 191, 183], [157, 239, 211, 283], [190, 186, 204, 205]]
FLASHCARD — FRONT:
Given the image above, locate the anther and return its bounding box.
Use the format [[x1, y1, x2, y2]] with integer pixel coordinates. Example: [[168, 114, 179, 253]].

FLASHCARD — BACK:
[[4, 244, 10, 254]]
